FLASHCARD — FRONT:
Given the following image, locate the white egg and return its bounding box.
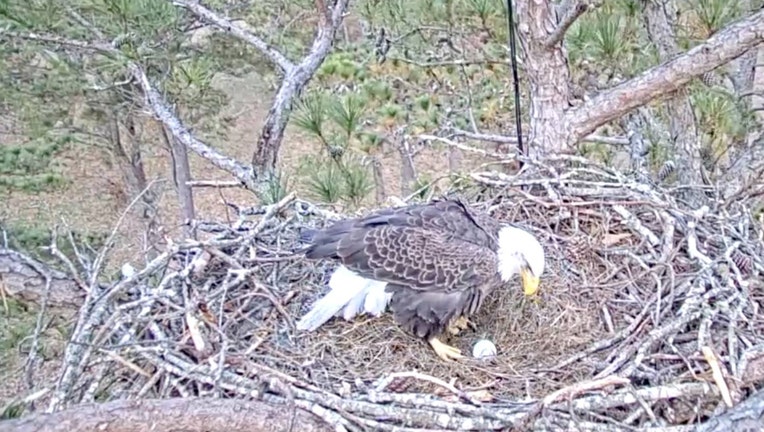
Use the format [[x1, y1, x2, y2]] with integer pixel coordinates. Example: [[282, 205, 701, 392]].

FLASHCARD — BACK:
[[472, 339, 497, 359], [120, 263, 136, 278]]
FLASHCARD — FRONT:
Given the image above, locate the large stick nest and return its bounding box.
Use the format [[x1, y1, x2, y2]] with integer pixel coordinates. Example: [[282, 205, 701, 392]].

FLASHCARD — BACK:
[[44, 156, 764, 430]]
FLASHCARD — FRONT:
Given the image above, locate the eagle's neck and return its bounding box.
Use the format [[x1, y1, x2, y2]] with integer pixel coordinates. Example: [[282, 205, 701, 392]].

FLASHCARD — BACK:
[[496, 226, 529, 282]]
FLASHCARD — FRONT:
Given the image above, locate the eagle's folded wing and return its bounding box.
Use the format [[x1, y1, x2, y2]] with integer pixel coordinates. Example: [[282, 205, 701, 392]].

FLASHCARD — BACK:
[[352, 199, 500, 250], [331, 225, 499, 338], [335, 225, 499, 294]]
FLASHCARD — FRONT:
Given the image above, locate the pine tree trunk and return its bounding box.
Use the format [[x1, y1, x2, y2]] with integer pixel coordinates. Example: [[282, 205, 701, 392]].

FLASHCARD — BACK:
[[513, 0, 574, 156]]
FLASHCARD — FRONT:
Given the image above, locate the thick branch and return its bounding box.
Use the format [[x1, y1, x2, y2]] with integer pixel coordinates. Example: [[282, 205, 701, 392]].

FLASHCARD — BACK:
[[0, 248, 84, 309], [545, 0, 597, 48], [251, 0, 349, 178], [566, 9, 764, 142], [1, 30, 256, 189], [127, 63, 255, 187], [171, 0, 295, 73], [695, 387, 764, 432], [2, 398, 333, 432]]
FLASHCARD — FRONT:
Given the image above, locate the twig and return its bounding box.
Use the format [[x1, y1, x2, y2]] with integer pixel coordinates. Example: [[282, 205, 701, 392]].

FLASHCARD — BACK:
[[701, 346, 733, 408], [186, 180, 243, 188], [373, 371, 483, 406], [419, 134, 513, 159], [448, 127, 629, 146], [24, 269, 52, 392], [541, 375, 631, 407], [544, 0, 599, 48], [90, 179, 164, 289]]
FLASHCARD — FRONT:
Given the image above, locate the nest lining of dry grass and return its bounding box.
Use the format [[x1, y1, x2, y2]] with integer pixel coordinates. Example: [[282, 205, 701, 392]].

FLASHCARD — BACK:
[[27, 155, 764, 431]]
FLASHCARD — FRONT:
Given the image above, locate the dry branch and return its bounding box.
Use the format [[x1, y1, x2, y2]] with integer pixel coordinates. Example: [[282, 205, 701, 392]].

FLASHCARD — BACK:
[[249, 0, 349, 178], [171, 0, 295, 73], [3, 155, 764, 430], [0, 248, 85, 309], [2, 398, 333, 432], [545, 0, 599, 48], [169, 0, 350, 179]]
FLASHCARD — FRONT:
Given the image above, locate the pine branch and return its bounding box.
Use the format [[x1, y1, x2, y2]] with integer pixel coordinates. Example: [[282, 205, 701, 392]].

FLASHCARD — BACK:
[[566, 9, 764, 143], [0, 29, 256, 188], [545, 0, 600, 48], [170, 0, 295, 74]]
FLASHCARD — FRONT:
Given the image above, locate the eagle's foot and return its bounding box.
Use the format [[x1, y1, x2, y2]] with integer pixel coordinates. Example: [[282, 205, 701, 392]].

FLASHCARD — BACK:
[[428, 337, 464, 361], [447, 316, 475, 335]]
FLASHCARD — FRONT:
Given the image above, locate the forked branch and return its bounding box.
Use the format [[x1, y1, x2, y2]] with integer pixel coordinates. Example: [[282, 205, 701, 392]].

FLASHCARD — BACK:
[[171, 0, 295, 74], [545, 0, 600, 48], [2, 398, 333, 432], [250, 0, 350, 178]]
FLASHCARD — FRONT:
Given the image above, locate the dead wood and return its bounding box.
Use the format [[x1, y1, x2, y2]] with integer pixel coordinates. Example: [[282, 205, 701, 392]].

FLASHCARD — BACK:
[[695, 387, 764, 432], [0, 155, 761, 430], [0, 248, 84, 309], [1, 397, 333, 432]]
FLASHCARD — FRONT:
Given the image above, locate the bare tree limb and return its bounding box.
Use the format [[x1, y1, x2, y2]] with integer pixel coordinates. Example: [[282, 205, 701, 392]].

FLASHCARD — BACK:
[[127, 62, 256, 187], [388, 56, 507, 68], [0, 248, 85, 309], [449, 127, 629, 146], [5, 0, 349, 190], [545, 0, 599, 48], [2, 397, 333, 432], [250, 0, 350, 180], [566, 9, 764, 144], [171, 0, 295, 74], [0, 29, 256, 189], [694, 387, 764, 432]]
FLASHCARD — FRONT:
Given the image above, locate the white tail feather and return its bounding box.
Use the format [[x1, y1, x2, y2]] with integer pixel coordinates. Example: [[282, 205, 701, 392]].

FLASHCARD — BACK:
[[296, 265, 392, 331]]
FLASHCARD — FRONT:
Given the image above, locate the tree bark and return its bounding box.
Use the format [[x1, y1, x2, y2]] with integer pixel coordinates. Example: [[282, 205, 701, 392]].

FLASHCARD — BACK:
[[513, 2, 764, 160], [251, 0, 350, 181], [1, 397, 333, 432], [643, 0, 704, 194], [514, 0, 574, 156], [161, 124, 196, 240], [0, 248, 85, 309], [695, 388, 764, 432]]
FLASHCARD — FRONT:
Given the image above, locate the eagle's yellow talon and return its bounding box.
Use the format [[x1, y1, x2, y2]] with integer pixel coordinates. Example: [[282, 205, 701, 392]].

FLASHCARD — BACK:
[[429, 337, 464, 361], [447, 316, 474, 335]]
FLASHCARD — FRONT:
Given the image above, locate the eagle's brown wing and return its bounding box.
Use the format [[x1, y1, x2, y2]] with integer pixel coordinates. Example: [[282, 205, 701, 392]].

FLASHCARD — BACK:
[[359, 198, 502, 249], [305, 198, 501, 257], [306, 219, 502, 339]]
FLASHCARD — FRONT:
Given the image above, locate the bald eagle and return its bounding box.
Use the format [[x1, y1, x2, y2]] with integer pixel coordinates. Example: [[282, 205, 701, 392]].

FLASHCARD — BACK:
[[296, 198, 546, 361]]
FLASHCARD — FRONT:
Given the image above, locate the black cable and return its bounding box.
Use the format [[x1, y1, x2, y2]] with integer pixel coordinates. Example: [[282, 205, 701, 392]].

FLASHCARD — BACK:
[[505, 0, 525, 163]]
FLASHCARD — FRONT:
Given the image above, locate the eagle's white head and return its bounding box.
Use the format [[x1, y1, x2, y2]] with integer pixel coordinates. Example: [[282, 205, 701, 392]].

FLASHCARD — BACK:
[[496, 226, 546, 296]]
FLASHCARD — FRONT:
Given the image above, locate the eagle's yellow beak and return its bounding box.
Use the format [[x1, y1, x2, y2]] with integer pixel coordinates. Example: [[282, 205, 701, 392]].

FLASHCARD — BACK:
[[521, 268, 540, 296]]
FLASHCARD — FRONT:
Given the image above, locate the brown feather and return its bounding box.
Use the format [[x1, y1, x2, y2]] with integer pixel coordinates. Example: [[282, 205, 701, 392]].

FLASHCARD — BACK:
[[303, 198, 505, 339]]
